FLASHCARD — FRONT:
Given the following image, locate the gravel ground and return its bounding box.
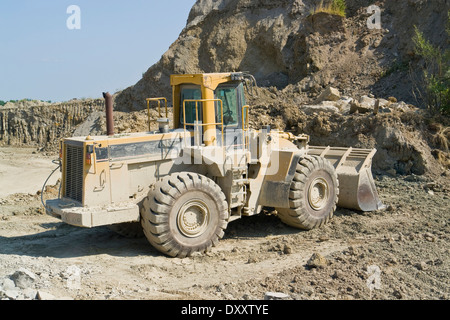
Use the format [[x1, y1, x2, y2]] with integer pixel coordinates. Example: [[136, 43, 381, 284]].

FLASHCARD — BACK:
[[0, 148, 448, 301]]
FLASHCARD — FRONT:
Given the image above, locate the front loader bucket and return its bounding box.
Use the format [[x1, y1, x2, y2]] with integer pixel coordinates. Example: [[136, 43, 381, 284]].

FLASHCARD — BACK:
[[307, 146, 386, 212]]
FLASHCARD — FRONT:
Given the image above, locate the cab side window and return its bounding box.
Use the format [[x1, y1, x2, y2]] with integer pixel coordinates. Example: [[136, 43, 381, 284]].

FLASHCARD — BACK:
[[180, 86, 202, 125], [215, 85, 238, 126]]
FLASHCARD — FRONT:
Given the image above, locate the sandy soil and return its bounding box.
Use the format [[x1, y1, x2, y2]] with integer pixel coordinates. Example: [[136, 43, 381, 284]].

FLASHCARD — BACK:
[[0, 147, 448, 301], [0, 148, 59, 199]]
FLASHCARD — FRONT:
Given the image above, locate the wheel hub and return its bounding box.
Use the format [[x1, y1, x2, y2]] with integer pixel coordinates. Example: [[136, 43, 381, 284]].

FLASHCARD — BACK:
[[308, 177, 329, 211], [177, 199, 210, 238]]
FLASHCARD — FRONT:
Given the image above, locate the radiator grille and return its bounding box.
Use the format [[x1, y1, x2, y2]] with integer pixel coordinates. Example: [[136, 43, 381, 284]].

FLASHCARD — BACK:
[[65, 144, 84, 203]]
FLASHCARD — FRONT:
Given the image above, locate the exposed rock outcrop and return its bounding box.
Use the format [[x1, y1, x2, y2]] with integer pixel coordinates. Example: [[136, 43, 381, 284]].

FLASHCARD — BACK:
[[115, 0, 449, 111], [0, 99, 105, 150]]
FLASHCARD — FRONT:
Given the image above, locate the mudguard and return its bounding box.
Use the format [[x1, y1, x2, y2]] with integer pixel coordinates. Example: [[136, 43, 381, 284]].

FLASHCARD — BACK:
[[258, 150, 302, 209]]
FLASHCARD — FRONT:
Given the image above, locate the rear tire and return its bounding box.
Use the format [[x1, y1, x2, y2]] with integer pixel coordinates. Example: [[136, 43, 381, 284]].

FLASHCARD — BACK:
[[277, 155, 339, 230], [141, 172, 229, 258]]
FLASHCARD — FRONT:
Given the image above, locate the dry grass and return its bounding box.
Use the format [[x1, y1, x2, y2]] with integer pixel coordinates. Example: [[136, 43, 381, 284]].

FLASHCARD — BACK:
[[310, 0, 347, 17], [428, 122, 450, 168], [429, 121, 450, 151], [433, 124, 450, 152]]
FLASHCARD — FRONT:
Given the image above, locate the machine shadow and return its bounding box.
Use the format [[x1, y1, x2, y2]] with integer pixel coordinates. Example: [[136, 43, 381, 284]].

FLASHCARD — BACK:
[[0, 222, 159, 259], [222, 210, 308, 240], [0, 212, 307, 259]]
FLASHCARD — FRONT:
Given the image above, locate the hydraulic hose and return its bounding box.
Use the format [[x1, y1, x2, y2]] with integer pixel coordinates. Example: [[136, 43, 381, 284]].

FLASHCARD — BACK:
[[40, 160, 61, 211]]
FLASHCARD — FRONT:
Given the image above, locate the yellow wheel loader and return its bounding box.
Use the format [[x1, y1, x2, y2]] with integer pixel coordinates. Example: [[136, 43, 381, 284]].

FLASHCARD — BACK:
[[45, 72, 385, 258]]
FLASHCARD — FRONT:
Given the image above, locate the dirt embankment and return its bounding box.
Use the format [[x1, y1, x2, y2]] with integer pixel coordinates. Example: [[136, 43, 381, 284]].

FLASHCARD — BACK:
[[0, 99, 105, 151], [247, 90, 450, 177], [115, 0, 449, 111]]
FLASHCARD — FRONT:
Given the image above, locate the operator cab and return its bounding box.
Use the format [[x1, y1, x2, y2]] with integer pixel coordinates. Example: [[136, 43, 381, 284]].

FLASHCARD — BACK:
[[179, 82, 246, 148], [179, 82, 246, 126], [170, 73, 251, 149]]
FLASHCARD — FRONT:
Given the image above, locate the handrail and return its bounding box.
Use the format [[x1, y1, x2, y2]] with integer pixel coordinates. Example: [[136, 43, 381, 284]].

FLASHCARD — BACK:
[[146, 97, 168, 131], [182, 99, 224, 147], [242, 105, 250, 150]]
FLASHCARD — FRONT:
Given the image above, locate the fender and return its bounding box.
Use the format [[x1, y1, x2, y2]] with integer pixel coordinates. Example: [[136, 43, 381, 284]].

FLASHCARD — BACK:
[[258, 150, 302, 209]]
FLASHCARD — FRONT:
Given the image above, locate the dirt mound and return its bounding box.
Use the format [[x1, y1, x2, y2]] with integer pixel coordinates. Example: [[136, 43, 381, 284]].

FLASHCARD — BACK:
[[115, 0, 449, 111], [248, 97, 449, 176]]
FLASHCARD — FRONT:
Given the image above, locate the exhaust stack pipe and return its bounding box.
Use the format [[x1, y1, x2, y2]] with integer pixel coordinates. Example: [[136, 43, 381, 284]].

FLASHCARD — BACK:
[[103, 92, 114, 136]]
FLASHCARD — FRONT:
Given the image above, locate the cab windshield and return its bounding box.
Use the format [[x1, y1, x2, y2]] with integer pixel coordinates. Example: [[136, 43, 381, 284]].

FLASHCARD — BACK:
[[180, 83, 244, 128]]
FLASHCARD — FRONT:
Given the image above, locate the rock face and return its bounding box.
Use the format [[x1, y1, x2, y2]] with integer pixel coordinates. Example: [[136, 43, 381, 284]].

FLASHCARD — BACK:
[[0, 99, 105, 150], [115, 0, 449, 111], [0, 98, 166, 151], [116, 0, 310, 111]]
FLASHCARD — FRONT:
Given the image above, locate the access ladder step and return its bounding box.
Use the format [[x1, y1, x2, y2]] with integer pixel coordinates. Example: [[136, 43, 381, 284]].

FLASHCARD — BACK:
[[232, 179, 249, 186]]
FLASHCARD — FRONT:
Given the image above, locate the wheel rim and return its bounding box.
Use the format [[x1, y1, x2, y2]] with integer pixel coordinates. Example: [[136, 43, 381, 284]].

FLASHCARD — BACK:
[[308, 177, 329, 211], [177, 199, 210, 238]]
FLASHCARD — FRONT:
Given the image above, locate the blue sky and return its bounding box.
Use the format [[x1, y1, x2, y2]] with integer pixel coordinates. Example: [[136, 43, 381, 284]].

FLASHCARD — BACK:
[[0, 0, 196, 102]]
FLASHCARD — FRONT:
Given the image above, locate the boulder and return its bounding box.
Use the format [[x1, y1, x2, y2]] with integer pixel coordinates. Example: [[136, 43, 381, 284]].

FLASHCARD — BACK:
[[306, 252, 329, 268], [301, 101, 339, 115], [10, 268, 37, 289], [36, 291, 56, 300], [315, 87, 341, 103], [264, 292, 290, 300], [390, 101, 415, 112], [350, 96, 386, 114]]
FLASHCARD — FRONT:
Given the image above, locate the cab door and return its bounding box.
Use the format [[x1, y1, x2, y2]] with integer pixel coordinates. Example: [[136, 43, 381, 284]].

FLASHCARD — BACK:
[[214, 83, 246, 151]]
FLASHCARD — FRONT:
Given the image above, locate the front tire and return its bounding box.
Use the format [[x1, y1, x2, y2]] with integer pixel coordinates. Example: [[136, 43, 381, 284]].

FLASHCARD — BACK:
[[141, 172, 229, 258], [277, 155, 339, 230]]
